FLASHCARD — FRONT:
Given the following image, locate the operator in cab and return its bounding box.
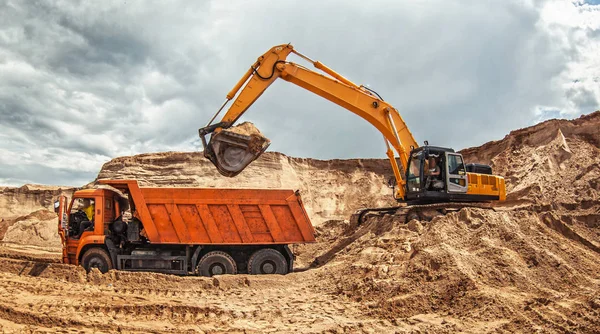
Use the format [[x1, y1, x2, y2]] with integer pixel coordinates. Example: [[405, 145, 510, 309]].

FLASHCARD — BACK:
[[76, 199, 95, 239], [425, 157, 443, 190]]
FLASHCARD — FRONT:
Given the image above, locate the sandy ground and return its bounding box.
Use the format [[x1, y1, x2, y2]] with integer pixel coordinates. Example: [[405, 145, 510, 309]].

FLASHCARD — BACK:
[[0, 243, 406, 333], [0, 200, 598, 333]]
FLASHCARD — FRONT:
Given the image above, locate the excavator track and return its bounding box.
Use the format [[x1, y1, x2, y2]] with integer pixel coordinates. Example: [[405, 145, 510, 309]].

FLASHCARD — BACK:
[[351, 202, 496, 226]]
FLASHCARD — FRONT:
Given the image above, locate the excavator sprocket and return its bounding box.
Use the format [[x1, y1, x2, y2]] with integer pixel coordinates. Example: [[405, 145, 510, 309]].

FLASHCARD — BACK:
[[204, 130, 270, 177]]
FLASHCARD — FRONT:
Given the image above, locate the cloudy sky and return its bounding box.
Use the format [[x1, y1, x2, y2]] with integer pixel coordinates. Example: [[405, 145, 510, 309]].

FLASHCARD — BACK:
[[0, 0, 599, 186]]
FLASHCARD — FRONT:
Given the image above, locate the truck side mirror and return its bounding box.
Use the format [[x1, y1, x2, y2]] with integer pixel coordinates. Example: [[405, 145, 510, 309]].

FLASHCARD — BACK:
[[54, 200, 60, 214]]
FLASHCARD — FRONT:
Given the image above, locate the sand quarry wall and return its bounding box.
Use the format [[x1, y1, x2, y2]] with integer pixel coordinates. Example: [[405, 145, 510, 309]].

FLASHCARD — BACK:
[[0, 185, 72, 220], [96, 111, 600, 221], [0, 186, 72, 247], [0, 151, 397, 246]]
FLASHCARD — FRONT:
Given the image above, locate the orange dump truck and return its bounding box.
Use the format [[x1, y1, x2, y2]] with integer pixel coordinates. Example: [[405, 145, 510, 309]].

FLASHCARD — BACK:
[[55, 180, 315, 276]]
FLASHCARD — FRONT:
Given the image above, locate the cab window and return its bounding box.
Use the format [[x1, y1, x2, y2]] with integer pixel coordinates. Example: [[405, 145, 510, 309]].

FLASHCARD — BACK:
[[68, 198, 96, 238], [448, 155, 465, 175], [71, 198, 96, 221]]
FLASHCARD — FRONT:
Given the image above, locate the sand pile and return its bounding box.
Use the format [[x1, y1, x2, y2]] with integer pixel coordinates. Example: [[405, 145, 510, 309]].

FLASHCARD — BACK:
[[286, 111, 600, 331], [0, 185, 71, 248], [290, 111, 600, 331], [2, 209, 61, 248], [461, 111, 600, 205], [220, 121, 271, 154], [224, 121, 266, 138], [302, 206, 600, 332]]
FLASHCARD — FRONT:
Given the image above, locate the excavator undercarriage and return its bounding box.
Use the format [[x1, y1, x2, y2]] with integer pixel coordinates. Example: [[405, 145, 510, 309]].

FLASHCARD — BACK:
[[350, 202, 496, 227]]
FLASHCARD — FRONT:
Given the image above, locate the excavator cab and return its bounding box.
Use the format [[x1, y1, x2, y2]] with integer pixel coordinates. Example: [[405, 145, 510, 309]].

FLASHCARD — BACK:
[[199, 125, 270, 177], [404, 146, 471, 203]]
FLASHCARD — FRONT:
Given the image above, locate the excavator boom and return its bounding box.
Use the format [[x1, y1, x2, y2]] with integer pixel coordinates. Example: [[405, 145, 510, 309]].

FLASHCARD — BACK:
[[199, 44, 417, 199]]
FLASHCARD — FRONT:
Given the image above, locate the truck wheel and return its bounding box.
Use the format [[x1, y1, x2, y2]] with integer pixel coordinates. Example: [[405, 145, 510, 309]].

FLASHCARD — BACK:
[[81, 248, 113, 274], [197, 251, 237, 277], [248, 249, 288, 275]]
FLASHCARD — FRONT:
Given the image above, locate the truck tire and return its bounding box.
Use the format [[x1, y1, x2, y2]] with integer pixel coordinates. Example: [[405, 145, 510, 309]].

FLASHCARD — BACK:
[[197, 251, 237, 277], [248, 248, 288, 275], [81, 248, 113, 274]]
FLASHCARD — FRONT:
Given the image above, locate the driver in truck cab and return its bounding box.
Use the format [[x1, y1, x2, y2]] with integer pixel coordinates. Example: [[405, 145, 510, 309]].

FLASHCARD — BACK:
[[82, 199, 95, 221], [76, 199, 95, 239]]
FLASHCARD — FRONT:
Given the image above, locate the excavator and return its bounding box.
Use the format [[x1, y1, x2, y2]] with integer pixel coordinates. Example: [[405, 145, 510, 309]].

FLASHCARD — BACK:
[[198, 44, 505, 222]]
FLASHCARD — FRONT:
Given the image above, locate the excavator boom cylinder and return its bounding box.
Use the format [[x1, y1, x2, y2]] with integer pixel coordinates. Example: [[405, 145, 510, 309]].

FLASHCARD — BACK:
[[227, 66, 255, 100], [313, 61, 360, 89]]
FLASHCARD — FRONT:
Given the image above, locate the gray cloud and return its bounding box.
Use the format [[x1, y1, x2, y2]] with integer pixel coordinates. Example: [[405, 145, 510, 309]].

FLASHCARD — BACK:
[[0, 161, 94, 187], [0, 0, 598, 186]]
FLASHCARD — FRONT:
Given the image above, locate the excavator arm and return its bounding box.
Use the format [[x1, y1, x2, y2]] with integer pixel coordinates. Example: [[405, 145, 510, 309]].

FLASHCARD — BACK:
[[199, 44, 419, 200]]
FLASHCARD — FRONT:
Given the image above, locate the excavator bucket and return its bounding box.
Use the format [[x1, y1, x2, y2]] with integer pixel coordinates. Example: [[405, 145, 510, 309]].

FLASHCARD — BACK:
[[204, 130, 270, 177]]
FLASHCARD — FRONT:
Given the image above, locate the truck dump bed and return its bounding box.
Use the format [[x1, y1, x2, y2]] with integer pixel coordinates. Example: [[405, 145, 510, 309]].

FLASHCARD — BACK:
[[100, 180, 315, 245]]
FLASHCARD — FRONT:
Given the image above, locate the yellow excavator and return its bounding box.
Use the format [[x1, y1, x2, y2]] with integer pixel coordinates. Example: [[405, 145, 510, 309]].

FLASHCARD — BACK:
[[199, 44, 505, 219]]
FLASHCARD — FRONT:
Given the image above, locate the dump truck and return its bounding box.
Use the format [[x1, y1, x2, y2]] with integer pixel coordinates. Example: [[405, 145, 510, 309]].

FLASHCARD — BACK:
[[55, 179, 315, 276]]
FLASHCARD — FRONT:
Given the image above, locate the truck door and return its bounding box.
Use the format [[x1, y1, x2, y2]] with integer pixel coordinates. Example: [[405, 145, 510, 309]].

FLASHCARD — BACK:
[[55, 196, 68, 238], [55, 196, 69, 263], [445, 153, 468, 193]]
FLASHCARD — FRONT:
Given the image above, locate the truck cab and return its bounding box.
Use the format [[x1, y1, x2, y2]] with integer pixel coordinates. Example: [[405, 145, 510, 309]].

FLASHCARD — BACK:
[[56, 187, 127, 272]]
